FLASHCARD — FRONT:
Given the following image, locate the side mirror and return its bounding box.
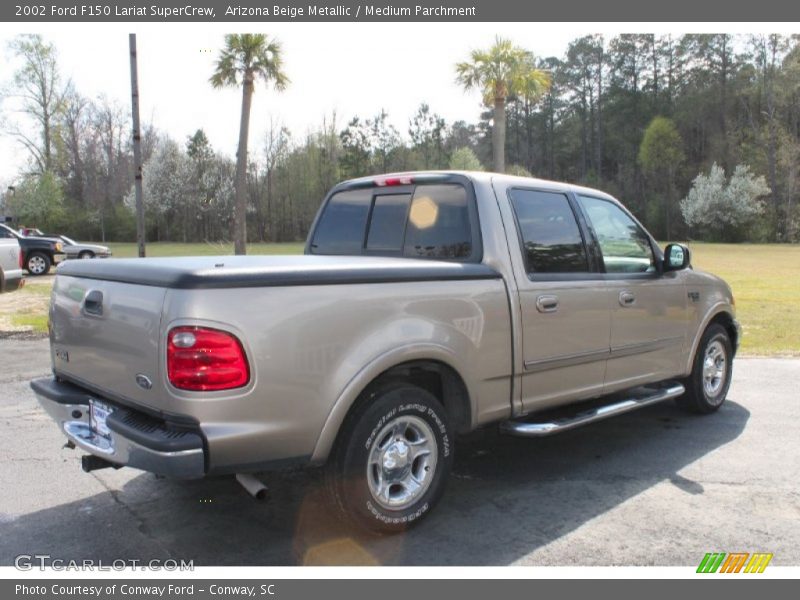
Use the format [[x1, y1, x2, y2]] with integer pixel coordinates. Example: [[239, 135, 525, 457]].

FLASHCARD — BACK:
[[663, 243, 691, 272]]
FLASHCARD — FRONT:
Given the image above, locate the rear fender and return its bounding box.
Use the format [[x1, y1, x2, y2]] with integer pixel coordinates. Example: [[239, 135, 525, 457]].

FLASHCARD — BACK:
[[310, 343, 467, 464]]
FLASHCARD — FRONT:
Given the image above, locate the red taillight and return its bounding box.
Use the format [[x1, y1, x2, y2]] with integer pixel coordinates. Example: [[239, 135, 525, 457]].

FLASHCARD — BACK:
[[167, 326, 250, 391], [19, 249, 23, 269]]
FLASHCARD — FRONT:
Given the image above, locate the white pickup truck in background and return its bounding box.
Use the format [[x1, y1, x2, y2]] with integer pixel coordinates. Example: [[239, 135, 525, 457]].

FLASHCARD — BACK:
[[0, 233, 24, 293]]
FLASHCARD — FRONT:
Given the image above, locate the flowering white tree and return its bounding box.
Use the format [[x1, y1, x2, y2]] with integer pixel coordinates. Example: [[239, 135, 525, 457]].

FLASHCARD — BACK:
[[125, 137, 239, 242], [126, 140, 190, 214], [680, 163, 770, 241], [124, 139, 192, 241]]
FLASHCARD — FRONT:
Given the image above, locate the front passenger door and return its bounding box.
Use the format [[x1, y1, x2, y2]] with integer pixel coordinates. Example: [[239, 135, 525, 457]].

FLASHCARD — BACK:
[[576, 195, 688, 391]]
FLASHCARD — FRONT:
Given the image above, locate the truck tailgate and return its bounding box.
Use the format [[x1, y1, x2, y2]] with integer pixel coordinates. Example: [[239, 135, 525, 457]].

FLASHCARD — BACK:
[[50, 274, 167, 409]]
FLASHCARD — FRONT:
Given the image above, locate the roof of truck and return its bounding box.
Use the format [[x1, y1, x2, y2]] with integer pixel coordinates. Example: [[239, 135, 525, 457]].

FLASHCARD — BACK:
[[338, 170, 618, 202]]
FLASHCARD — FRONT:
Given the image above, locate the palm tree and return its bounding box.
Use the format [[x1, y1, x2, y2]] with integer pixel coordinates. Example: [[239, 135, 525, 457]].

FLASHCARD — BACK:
[[211, 34, 288, 255], [456, 37, 550, 173]]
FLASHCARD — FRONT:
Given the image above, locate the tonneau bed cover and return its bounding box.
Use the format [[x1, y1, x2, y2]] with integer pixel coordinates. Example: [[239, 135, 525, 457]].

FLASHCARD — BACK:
[[56, 255, 500, 289]]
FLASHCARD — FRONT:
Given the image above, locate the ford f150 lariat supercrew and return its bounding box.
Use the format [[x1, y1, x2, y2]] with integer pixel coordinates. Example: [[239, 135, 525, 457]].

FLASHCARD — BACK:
[[32, 171, 739, 532]]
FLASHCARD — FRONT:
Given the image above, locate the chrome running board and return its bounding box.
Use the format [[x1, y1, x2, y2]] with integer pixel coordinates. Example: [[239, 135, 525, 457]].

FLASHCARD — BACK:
[[499, 382, 685, 437]]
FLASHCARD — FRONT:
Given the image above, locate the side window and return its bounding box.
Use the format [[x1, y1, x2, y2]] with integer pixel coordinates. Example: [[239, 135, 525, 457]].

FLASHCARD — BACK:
[[310, 189, 372, 254], [366, 194, 411, 252], [509, 189, 590, 274], [577, 195, 655, 274], [403, 184, 472, 259]]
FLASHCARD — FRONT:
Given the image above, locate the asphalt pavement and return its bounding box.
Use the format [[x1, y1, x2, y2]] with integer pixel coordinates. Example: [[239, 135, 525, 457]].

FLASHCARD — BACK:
[[1, 338, 798, 566]]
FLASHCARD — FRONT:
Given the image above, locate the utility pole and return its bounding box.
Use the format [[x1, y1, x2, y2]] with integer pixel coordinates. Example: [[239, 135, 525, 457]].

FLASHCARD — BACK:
[[129, 33, 145, 258]]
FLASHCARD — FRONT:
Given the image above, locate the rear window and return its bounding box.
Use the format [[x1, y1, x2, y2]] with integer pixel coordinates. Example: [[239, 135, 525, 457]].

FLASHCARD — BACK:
[[309, 189, 372, 254], [311, 183, 474, 260], [404, 185, 471, 259], [366, 193, 412, 251]]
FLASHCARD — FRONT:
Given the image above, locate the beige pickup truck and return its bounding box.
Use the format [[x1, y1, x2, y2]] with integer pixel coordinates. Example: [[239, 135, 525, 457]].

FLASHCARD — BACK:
[[32, 172, 738, 532]]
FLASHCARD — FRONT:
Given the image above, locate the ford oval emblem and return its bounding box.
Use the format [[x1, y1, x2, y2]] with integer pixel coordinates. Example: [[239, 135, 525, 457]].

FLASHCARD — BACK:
[[135, 374, 153, 390]]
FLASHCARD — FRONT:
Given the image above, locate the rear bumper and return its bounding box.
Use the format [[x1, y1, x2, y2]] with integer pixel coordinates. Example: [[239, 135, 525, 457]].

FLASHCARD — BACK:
[[1, 270, 24, 292], [31, 378, 205, 479]]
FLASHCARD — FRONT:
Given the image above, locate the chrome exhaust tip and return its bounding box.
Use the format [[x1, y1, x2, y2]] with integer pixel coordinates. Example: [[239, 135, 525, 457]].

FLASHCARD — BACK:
[[81, 454, 119, 472], [235, 473, 268, 501]]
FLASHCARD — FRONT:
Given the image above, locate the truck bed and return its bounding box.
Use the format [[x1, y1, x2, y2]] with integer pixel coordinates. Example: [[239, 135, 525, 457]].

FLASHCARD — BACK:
[[46, 253, 513, 474]]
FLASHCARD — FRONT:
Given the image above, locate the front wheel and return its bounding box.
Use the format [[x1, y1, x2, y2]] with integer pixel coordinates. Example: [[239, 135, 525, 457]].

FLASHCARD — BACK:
[[325, 381, 453, 533], [676, 323, 733, 414], [26, 252, 51, 276], [78, 251, 95, 259]]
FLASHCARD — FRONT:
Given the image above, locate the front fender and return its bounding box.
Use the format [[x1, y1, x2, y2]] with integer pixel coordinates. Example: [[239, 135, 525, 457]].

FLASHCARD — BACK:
[[684, 301, 737, 375]]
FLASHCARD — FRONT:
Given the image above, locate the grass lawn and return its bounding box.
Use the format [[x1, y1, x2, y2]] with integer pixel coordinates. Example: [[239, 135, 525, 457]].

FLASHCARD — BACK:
[[0, 278, 53, 337], [1, 242, 798, 356], [686, 243, 800, 356]]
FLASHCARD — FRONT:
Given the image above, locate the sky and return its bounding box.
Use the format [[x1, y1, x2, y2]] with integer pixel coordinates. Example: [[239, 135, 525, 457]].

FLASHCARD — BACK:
[[0, 21, 795, 186], [0, 23, 569, 183]]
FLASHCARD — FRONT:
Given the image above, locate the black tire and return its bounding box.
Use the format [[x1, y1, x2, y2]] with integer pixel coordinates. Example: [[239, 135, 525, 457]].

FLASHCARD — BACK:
[[325, 381, 454, 533], [26, 251, 51, 276], [78, 251, 95, 259], [676, 323, 733, 414]]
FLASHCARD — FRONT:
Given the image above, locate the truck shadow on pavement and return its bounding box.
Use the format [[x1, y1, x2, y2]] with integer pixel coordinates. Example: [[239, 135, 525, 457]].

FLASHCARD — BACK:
[[0, 399, 749, 566]]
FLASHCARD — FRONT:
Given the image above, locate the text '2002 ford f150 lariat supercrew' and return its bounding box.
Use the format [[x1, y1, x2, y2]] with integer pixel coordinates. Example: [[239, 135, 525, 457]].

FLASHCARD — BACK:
[[32, 171, 739, 532]]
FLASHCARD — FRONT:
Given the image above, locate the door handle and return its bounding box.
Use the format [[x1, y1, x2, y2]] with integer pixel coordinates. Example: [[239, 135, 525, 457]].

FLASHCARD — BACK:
[[619, 291, 636, 307], [536, 294, 559, 313], [83, 290, 104, 316]]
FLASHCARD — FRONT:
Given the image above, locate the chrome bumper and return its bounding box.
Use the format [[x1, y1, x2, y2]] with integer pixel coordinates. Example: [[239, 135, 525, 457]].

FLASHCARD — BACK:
[[32, 378, 205, 479], [1, 271, 24, 292]]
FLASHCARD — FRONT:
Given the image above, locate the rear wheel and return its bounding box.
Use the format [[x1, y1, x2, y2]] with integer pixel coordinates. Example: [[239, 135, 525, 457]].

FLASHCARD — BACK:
[[676, 323, 733, 414], [325, 381, 453, 533], [26, 252, 51, 276]]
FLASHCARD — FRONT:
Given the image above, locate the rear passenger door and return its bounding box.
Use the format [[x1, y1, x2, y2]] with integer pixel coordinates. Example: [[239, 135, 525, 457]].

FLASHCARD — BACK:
[[503, 187, 610, 413], [575, 195, 688, 390]]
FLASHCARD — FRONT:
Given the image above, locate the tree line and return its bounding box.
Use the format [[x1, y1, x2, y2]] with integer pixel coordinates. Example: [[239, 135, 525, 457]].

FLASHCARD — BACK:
[[1, 33, 798, 245]]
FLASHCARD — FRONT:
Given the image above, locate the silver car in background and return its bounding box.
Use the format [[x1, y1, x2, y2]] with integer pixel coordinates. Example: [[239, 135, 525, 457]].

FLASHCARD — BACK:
[[55, 235, 112, 260]]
